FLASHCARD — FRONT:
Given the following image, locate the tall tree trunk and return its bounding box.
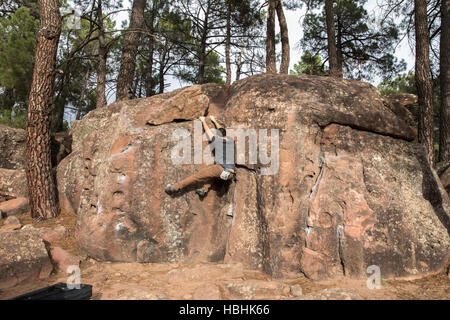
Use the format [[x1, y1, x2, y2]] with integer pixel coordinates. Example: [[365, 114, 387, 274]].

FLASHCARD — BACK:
[[266, 0, 276, 73], [116, 0, 146, 101], [415, 0, 435, 165], [159, 44, 167, 93], [336, 16, 343, 75], [236, 48, 243, 81], [197, 2, 210, 84], [439, 0, 450, 162], [76, 69, 90, 120], [26, 0, 61, 220], [96, 0, 107, 108], [145, 41, 154, 96], [325, 0, 340, 77], [275, 0, 289, 74], [145, 12, 156, 97], [225, 0, 232, 85], [52, 104, 65, 132], [197, 45, 207, 84]]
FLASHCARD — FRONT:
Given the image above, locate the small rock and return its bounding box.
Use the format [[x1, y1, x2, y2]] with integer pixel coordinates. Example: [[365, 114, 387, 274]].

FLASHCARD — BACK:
[[49, 247, 80, 272], [290, 284, 303, 297], [40, 225, 67, 243], [0, 197, 29, 217], [0, 223, 22, 233], [22, 224, 38, 231], [4, 216, 20, 225]]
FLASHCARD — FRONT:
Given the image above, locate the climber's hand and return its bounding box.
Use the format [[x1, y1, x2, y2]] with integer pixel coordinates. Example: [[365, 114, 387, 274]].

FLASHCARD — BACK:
[[199, 116, 206, 122], [209, 115, 216, 121]]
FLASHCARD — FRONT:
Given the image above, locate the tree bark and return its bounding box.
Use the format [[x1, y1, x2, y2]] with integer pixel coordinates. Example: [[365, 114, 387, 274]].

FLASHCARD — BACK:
[[225, 0, 232, 85], [197, 37, 207, 84], [236, 48, 243, 81], [145, 11, 156, 97], [265, 0, 276, 74], [439, 0, 450, 162], [415, 0, 435, 165], [197, 1, 210, 84], [159, 43, 167, 93], [145, 40, 154, 96], [116, 0, 146, 101], [96, 0, 107, 108], [26, 0, 61, 220], [275, 0, 289, 74], [325, 0, 340, 77], [336, 15, 344, 75], [76, 69, 90, 120]]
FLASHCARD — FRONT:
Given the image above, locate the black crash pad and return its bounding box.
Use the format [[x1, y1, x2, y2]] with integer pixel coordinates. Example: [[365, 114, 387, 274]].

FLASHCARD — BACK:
[[11, 282, 92, 300]]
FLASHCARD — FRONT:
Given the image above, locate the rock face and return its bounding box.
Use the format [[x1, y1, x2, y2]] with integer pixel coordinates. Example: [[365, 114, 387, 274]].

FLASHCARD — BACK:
[[58, 74, 450, 280]]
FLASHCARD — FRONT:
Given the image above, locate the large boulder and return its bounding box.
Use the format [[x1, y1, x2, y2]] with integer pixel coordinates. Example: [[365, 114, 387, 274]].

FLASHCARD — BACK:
[[0, 125, 72, 172], [0, 125, 26, 170], [0, 228, 53, 289], [0, 168, 28, 199], [57, 74, 450, 280]]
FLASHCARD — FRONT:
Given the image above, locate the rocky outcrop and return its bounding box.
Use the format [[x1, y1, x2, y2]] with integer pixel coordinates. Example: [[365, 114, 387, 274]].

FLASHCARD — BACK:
[[57, 74, 450, 280]]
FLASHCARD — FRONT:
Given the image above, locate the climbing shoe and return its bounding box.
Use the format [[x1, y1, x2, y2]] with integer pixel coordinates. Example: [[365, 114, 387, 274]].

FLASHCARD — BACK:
[[165, 184, 177, 195], [195, 188, 207, 197]]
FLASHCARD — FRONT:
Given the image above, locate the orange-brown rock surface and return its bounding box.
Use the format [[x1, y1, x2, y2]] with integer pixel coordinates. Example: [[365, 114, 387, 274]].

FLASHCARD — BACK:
[[57, 74, 450, 280]]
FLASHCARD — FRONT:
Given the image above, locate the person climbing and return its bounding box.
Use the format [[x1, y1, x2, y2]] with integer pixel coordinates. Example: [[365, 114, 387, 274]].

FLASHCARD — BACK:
[[165, 115, 236, 197]]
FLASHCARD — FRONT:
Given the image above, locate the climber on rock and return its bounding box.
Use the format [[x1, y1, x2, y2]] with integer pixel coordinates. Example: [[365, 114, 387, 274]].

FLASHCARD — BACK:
[[165, 115, 236, 197]]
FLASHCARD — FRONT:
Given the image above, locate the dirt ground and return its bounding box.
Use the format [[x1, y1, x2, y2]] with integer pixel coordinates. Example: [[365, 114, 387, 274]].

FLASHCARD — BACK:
[[0, 210, 449, 300]]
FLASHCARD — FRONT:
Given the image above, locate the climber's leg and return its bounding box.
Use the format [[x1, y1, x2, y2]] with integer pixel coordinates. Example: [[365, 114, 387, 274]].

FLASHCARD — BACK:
[[168, 164, 223, 193], [195, 181, 213, 197]]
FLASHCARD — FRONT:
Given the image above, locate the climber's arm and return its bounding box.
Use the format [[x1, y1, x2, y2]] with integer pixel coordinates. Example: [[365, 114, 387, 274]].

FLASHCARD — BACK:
[[199, 116, 215, 142], [209, 115, 223, 129]]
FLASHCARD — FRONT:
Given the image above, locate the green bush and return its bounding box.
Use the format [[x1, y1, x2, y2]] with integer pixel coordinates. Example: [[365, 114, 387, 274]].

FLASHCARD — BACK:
[[0, 108, 26, 129]]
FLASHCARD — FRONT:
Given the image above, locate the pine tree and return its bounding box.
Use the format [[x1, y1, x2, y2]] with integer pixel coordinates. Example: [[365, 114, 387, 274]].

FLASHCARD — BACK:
[[301, 0, 405, 80], [26, 0, 61, 220]]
